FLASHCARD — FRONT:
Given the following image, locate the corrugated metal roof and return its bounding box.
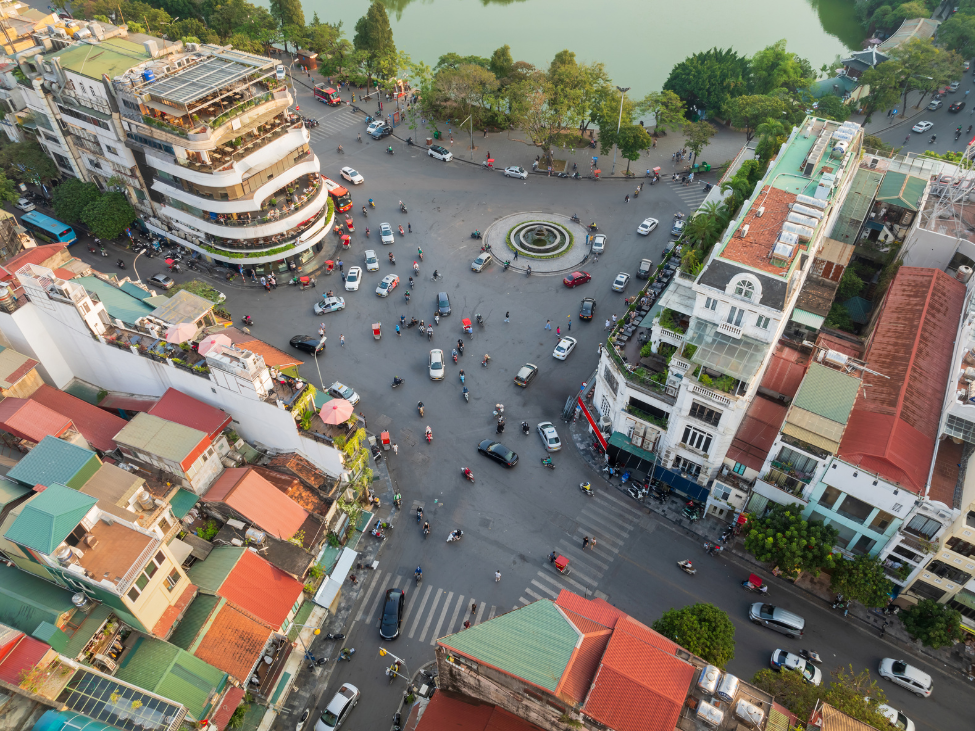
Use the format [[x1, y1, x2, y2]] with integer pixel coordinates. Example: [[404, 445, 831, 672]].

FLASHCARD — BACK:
[[792, 363, 861, 424], [782, 422, 841, 453], [0, 633, 51, 685], [148, 389, 231, 440], [4, 485, 97, 555], [7, 436, 101, 490], [876, 172, 927, 212], [760, 343, 810, 400], [829, 169, 883, 243], [62, 604, 113, 659], [843, 296, 872, 324], [114, 413, 207, 462], [169, 594, 220, 651], [75, 277, 156, 325], [440, 600, 579, 692], [838, 268, 966, 492], [782, 412, 843, 451], [0, 346, 39, 390], [48, 38, 151, 79], [209, 687, 246, 731], [219, 550, 303, 629], [187, 546, 244, 592], [791, 309, 826, 329], [78, 463, 143, 509], [203, 468, 308, 541], [30, 384, 127, 453], [0, 563, 75, 634], [929, 438, 962, 508], [150, 290, 214, 325], [0, 398, 72, 443], [818, 238, 855, 267], [726, 396, 788, 472], [170, 488, 200, 519], [0, 476, 30, 507], [415, 692, 546, 731]]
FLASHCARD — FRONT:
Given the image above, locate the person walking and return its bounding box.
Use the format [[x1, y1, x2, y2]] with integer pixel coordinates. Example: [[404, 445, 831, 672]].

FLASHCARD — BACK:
[[604, 318, 611, 330], [337, 260, 343, 272], [408, 222, 412, 233], [340, 334, 345, 347], [611, 313, 618, 324], [567, 316, 571, 331], [463, 620, 471, 629], [556, 325, 561, 336], [545, 319, 552, 330], [260, 276, 267, 288], [504, 311, 510, 323], [471, 602, 477, 615], [513, 248, 518, 260], [624, 194, 630, 203], [495, 570, 501, 582], [590, 538, 597, 551], [583, 536, 590, 549]]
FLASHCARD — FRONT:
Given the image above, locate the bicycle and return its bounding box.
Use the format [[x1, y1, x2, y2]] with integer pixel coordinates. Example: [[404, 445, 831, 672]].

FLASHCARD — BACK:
[[432, 272, 443, 281], [337, 145, 344, 154]]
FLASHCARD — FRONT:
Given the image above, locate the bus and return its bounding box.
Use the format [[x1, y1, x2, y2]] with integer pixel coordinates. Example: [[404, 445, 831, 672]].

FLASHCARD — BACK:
[[321, 177, 352, 213], [21, 211, 77, 245]]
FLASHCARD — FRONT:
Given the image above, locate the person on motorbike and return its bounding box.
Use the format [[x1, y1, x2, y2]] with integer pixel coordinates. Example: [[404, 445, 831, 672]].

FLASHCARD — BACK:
[[423, 521, 430, 535], [417, 401, 424, 416], [433, 269, 439, 280], [393, 376, 404, 386], [362, 205, 367, 216], [425, 425, 432, 440], [413, 261, 419, 274], [416, 506, 423, 521], [415, 566, 422, 578], [522, 421, 530, 434]]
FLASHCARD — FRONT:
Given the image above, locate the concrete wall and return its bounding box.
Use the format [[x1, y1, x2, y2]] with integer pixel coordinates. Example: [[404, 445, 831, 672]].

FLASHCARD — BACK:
[[902, 225, 970, 271]]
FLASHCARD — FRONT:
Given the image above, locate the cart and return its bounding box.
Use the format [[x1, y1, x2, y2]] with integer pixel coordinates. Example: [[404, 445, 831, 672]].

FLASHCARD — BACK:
[[324, 260, 335, 275], [552, 554, 570, 575], [380, 431, 391, 451], [461, 317, 473, 336], [372, 322, 382, 340], [345, 216, 355, 232], [341, 234, 351, 249], [652, 166, 661, 176]]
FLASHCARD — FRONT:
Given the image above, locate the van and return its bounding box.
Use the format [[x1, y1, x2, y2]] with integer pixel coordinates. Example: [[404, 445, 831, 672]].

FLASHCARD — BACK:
[[748, 603, 805, 638], [878, 658, 933, 697]]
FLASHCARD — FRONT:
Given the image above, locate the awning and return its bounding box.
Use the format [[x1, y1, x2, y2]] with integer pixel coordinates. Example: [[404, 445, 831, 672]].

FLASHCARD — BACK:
[[652, 464, 709, 502], [313, 546, 358, 609], [167, 537, 194, 566], [951, 589, 975, 611], [790, 308, 825, 329], [865, 220, 885, 231], [608, 431, 656, 462]]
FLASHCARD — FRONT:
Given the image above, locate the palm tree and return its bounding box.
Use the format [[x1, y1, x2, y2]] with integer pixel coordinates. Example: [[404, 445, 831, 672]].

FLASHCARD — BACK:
[[684, 210, 724, 250]]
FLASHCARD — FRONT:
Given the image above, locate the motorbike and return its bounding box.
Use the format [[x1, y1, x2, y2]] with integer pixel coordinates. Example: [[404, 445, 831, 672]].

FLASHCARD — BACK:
[[452, 349, 459, 364], [417, 402, 425, 417], [459, 371, 465, 384], [117, 259, 126, 269], [324, 632, 345, 640], [579, 481, 594, 497], [677, 560, 696, 576], [407, 137, 414, 146], [391, 377, 405, 388], [522, 421, 530, 435], [242, 315, 254, 326], [416, 507, 423, 523], [570, 214, 581, 223], [369, 199, 375, 208], [540, 457, 555, 469], [799, 649, 822, 664], [741, 575, 768, 594], [297, 709, 311, 731], [447, 530, 464, 542], [398, 225, 405, 236], [370, 526, 386, 540], [588, 223, 598, 231], [470, 231, 482, 239], [425, 426, 432, 443], [493, 404, 505, 418], [415, 570, 422, 585], [337, 648, 355, 662], [387, 662, 401, 684], [393, 493, 402, 508], [648, 489, 666, 504], [400, 203, 408, 213], [386, 146, 395, 155], [463, 467, 475, 483], [388, 252, 395, 264], [423, 522, 430, 538], [626, 485, 648, 501], [463, 386, 469, 402], [475, 313, 484, 327]]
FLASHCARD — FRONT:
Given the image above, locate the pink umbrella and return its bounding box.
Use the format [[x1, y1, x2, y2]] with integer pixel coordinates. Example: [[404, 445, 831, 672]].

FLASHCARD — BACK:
[[319, 398, 354, 424], [165, 323, 197, 343], [197, 333, 232, 357]]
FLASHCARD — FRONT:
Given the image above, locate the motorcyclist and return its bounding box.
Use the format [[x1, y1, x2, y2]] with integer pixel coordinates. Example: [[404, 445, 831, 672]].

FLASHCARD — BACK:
[[522, 421, 530, 434], [433, 269, 439, 280], [415, 566, 422, 578], [362, 205, 368, 216], [413, 261, 419, 274], [416, 506, 423, 522], [425, 425, 432, 441], [417, 401, 424, 416], [463, 467, 473, 480], [392, 376, 404, 386], [423, 521, 430, 535]]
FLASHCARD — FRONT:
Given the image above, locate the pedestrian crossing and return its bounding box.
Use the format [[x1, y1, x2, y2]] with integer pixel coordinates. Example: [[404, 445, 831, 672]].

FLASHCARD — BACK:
[[306, 108, 360, 139], [662, 178, 710, 213]]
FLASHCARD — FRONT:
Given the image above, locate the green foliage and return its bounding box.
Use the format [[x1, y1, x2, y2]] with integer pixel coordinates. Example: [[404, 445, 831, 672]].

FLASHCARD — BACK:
[[663, 47, 750, 114], [723, 95, 788, 141], [652, 603, 736, 668], [755, 118, 787, 160], [226, 699, 251, 730], [743, 503, 838, 576], [752, 665, 889, 728], [0, 171, 18, 205], [829, 555, 894, 608], [0, 141, 59, 184], [684, 120, 716, 163], [640, 342, 654, 358], [269, 0, 304, 28], [940, 13, 975, 58], [198, 520, 219, 541], [892, 0, 929, 21], [81, 192, 135, 241], [353, 1, 397, 86], [900, 598, 964, 648], [836, 267, 865, 300], [210, 0, 277, 41], [815, 95, 851, 122], [825, 303, 857, 332], [227, 33, 264, 54], [749, 39, 814, 97], [489, 45, 514, 80], [889, 39, 963, 112], [641, 90, 686, 133], [614, 124, 653, 172], [860, 61, 905, 120], [52, 179, 101, 224]]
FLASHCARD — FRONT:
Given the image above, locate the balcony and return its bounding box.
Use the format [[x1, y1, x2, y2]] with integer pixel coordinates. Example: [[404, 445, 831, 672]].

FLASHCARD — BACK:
[[607, 344, 678, 406], [178, 114, 305, 174], [761, 466, 809, 496], [718, 321, 742, 339], [625, 403, 669, 430], [692, 384, 732, 407], [202, 196, 332, 254], [659, 326, 685, 346]]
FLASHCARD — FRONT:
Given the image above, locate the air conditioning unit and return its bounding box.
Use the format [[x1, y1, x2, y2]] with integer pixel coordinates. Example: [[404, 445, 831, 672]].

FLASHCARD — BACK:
[[739, 224, 749, 238], [755, 207, 765, 217], [598, 415, 612, 432]]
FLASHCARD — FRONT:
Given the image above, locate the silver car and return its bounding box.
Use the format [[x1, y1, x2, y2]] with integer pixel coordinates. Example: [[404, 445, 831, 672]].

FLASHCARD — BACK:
[[537, 421, 561, 452], [315, 684, 359, 731], [472, 252, 492, 272], [504, 166, 528, 179], [380, 223, 395, 245]]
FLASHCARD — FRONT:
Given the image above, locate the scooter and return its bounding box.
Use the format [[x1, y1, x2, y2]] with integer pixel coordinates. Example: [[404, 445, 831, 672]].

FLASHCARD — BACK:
[[522, 421, 530, 435], [386, 146, 395, 155], [117, 259, 126, 269], [799, 649, 822, 664], [579, 482, 594, 497], [296, 709, 311, 731], [471, 231, 482, 239], [398, 224, 405, 236], [324, 632, 345, 640], [242, 315, 254, 326], [626, 485, 648, 501], [393, 493, 402, 508], [541, 457, 555, 469], [677, 560, 696, 576], [425, 427, 432, 443], [570, 214, 581, 223], [463, 467, 475, 483], [337, 648, 355, 662], [391, 377, 405, 388], [463, 386, 469, 402], [371, 527, 386, 540], [452, 349, 459, 364], [447, 530, 464, 542], [400, 203, 408, 213]]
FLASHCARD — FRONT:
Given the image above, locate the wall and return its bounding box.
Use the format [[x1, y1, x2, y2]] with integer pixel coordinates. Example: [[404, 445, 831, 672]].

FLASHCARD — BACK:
[[902, 224, 969, 271]]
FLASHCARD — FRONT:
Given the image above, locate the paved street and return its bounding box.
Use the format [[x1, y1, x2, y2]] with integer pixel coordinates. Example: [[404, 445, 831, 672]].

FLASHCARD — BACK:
[[872, 73, 975, 156]]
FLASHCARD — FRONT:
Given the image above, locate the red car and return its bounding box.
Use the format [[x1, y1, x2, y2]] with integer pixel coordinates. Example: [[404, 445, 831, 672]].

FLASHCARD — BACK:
[[563, 271, 592, 288]]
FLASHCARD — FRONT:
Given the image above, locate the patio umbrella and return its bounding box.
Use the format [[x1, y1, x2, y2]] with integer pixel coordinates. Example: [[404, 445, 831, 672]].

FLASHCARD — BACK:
[[164, 323, 197, 343], [319, 398, 354, 424], [197, 333, 232, 357]]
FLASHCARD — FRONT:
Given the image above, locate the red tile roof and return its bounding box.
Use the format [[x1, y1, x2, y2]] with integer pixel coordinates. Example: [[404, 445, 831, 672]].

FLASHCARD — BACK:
[[839, 268, 966, 492], [203, 468, 309, 540], [726, 396, 788, 472], [223, 327, 303, 370], [928, 438, 962, 508], [220, 549, 303, 628], [760, 343, 810, 399], [267, 452, 331, 491], [415, 691, 546, 731], [555, 591, 626, 628], [148, 388, 232, 441], [0, 634, 51, 685], [0, 397, 72, 443], [208, 686, 246, 730], [193, 601, 273, 682], [719, 187, 804, 274], [151, 581, 197, 639], [0, 244, 67, 281], [30, 384, 127, 452], [557, 630, 610, 704]]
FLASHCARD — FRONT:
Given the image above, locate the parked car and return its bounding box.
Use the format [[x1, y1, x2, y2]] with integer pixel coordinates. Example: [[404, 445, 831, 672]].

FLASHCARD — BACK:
[[770, 649, 822, 686], [579, 297, 596, 320], [671, 219, 686, 237], [553, 336, 578, 360], [14, 198, 34, 212], [428, 144, 453, 161], [637, 259, 654, 279], [428, 348, 445, 380], [344, 267, 362, 291], [379, 588, 405, 639], [340, 166, 364, 185], [290, 335, 325, 355], [471, 252, 492, 272], [314, 295, 346, 314], [877, 704, 916, 731], [637, 217, 658, 235], [364, 250, 379, 272], [376, 274, 399, 297], [148, 273, 174, 290], [928, 99, 943, 110], [504, 166, 528, 179], [950, 80, 961, 92], [513, 363, 538, 387], [612, 273, 630, 292], [878, 659, 933, 697], [315, 684, 359, 731], [477, 439, 518, 467], [275, 65, 286, 80], [537, 421, 561, 452], [328, 381, 360, 406], [563, 271, 591, 288]]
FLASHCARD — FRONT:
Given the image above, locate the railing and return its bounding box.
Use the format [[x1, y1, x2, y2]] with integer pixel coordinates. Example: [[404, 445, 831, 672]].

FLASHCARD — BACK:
[[204, 196, 332, 253], [625, 404, 669, 430], [658, 326, 685, 344], [117, 536, 162, 592], [168, 176, 322, 229], [607, 345, 678, 405], [770, 460, 814, 485], [677, 268, 697, 282], [718, 321, 742, 338], [177, 118, 303, 174], [692, 384, 732, 407], [900, 533, 939, 554], [670, 356, 691, 372], [761, 467, 808, 496]]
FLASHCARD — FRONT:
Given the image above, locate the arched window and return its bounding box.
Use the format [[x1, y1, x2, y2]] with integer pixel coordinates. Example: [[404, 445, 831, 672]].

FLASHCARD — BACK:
[[734, 280, 754, 300]]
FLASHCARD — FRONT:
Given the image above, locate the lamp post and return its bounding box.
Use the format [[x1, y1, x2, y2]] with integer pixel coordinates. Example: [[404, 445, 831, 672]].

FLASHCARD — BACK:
[[610, 86, 630, 175], [379, 647, 411, 684], [132, 249, 144, 284], [292, 625, 322, 662]]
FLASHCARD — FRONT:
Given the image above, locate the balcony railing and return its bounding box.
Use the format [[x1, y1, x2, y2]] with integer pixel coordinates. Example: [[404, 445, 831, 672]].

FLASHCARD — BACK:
[[718, 321, 742, 339], [607, 344, 678, 405], [167, 174, 323, 228], [761, 467, 808, 496], [692, 384, 732, 407], [203, 196, 332, 253], [177, 116, 303, 173], [770, 460, 814, 485], [659, 326, 685, 344], [625, 404, 669, 430]]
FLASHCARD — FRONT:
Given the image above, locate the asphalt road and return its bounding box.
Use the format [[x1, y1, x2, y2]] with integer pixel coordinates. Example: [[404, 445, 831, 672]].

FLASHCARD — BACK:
[[877, 71, 975, 156]]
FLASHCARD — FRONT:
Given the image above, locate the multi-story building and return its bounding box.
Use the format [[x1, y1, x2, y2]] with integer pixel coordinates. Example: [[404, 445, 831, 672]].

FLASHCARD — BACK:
[[592, 117, 864, 503]]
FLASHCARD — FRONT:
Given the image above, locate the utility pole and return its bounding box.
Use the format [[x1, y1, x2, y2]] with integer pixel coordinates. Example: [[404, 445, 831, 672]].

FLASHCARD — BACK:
[[611, 86, 629, 175]]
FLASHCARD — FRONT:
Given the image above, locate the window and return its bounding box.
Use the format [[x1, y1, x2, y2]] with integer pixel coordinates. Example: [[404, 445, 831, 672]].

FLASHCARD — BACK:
[[689, 401, 721, 427], [602, 366, 619, 395], [673, 455, 702, 479], [713, 483, 732, 501], [58, 104, 109, 130], [757, 315, 770, 329], [681, 425, 713, 454], [164, 568, 181, 591], [727, 307, 744, 327], [125, 132, 175, 155], [53, 152, 73, 170], [705, 297, 717, 311], [735, 280, 754, 300], [599, 396, 611, 420], [776, 446, 818, 475], [105, 145, 118, 155], [732, 462, 746, 475], [122, 99, 141, 112], [43, 132, 60, 144], [127, 587, 140, 602], [905, 515, 942, 540]]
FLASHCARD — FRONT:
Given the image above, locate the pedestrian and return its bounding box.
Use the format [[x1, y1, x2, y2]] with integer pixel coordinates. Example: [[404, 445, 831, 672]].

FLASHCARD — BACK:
[[545, 319, 552, 330], [504, 311, 510, 323], [408, 222, 412, 233], [310, 276, 316, 288], [349, 574, 358, 585], [567, 316, 571, 331], [604, 319, 611, 330], [340, 334, 345, 347], [495, 570, 501, 582], [463, 620, 471, 629], [260, 276, 267, 288], [513, 248, 518, 260], [625, 194, 630, 203], [450, 135, 454, 145], [338, 259, 343, 272], [396, 324, 401, 336], [590, 538, 597, 551], [583, 536, 590, 549], [556, 325, 561, 336], [342, 271, 347, 282], [392, 443, 398, 455], [652, 138, 656, 148], [471, 602, 477, 614], [486, 150, 490, 159], [484, 128, 488, 137], [611, 314, 618, 324], [320, 321, 326, 334]]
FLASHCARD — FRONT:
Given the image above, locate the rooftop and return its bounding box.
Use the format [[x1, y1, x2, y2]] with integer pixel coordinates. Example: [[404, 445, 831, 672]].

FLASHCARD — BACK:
[[0, 563, 76, 635], [147, 388, 231, 440], [878, 17, 940, 52], [184, 599, 272, 683], [203, 468, 308, 541], [222, 327, 302, 370], [48, 37, 151, 79], [77, 463, 145, 515], [149, 290, 215, 325], [795, 276, 839, 318], [212, 520, 316, 577], [929, 438, 963, 509], [73, 515, 157, 588], [829, 169, 883, 243], [415, 692, 546, 731], [876, 172, 927, 212], [0, 397, 73, 443], [0, 344, 38, 390], [30, 384, 128, 453], [140, 47, 275, 111], [726, 396, 789, 472], [76, 276, 156, 325], [114, 413, 208, 463], [7, 436, 101, 490], [791, 363, 862, 424], [760, 342, 810, 399]]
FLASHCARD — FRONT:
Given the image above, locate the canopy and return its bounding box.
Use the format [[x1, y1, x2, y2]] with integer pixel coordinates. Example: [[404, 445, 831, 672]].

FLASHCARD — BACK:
[[197, 333, 231, 356], [319, 398, 354, 424], [164, 322, 197, 343]]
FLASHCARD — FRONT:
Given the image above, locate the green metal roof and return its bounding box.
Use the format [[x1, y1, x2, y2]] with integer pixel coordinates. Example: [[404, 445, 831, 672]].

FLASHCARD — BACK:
[[792, 363, 861, 424], [32, 620, 69, 652], [5, 484, 97, 555], [843, 296, 872, 325], [7, 436, 101, 490], [169, 488, 200, 520], [186, 546, 243, 592], [76, 277, 155, 326], [439, 600, 578, 692], [791, 308, 826, 329], [115, 634, 227, 719], [62, 603, 113, 659], [876, 172, 927, 212], [120, 282, 152, 300], [829, 168, 883, 244], [608, 431, 656, 462], [48, 38, 151, 80], [169, 594, 220, 650], [0, 476, 30, 507], [0, 563, 75, 634]]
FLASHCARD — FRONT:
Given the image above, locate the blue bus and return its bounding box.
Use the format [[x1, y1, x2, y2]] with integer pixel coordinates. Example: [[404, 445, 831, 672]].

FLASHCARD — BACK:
[[21, 211, 77, 245]]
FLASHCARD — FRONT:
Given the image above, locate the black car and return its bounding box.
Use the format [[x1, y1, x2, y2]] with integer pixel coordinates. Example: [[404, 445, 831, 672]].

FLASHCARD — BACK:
[[379, 588, 405, 639], [950, 101, 967, 113], [579, 297, 596, 320], [369, 123, 392, 139], [289, 335, 325, 355], [437, 291, 450, 315], [478, 439, 519, 467]]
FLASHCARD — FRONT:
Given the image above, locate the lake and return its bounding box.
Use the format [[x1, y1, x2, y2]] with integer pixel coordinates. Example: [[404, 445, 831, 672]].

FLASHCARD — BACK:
[[283, 0, 867, 95]]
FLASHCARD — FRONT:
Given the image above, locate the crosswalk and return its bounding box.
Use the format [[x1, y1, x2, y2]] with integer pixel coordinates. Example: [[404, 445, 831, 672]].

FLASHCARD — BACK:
[[516, 487, 641, 609], [306, 108, 360, 140], [663, 178, 711, 213]]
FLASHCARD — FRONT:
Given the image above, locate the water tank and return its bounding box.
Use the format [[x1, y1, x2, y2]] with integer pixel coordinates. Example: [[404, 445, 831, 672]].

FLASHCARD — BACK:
[[0, 287, 15, 313], [697, 665, 721, 694], [696, 701, 724, 728], [142, 68, 155, 83], [796, 194, 827, 210], [716, 672, 740, 702], [72, 592, 91, 610], [964, 367, 975, 383], [824, 349, 849, 368], [787, 212, 819, 228], [73, 28, 91, 39], [734, 700, 765, 728], [791, 203, 824, 219], [245, 528, 266, 544], [136, 489, 154, 510], [957, 265, 973, 283]]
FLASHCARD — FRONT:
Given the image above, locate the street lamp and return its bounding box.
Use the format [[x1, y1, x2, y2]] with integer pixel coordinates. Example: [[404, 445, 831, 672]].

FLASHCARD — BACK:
[[611, 86, 630, 175], [292, 625, 322, 662], [132, 249, 144, 283], [379, 647, 411, 683]]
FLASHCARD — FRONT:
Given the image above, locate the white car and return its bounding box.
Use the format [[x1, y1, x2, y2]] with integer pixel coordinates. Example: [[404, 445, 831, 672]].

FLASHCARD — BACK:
[[591, 234, 607, 253], [612, 273, 630, 292], [770, 649, 822, 686], [553, 336, 577, 360], [328, 381, 360, 406], [380, 223, 395, 245], [950, 80, 961, 92], [537, 421, 561, 452], [340, 166, 364, 185], [637, 217, 658, 235], [428, 348, 445, 380], [912, 120, 934, 133], [314, 295, 346, 314], [315, 683, 359, 731], [878, 704, 915, 731], [344, 266, 362, 291], [14, 198, 34, 212], [504, 166, 528, 179], [275, 64, 286, 80], [364, 250, 379, 272], [471, 252, 492, 272], [671, 219, 686, 237], [366, 120, 386, 136], [428, 144, 453, 161], [878, 658, 932, 697], [376, 273, 399, 297]]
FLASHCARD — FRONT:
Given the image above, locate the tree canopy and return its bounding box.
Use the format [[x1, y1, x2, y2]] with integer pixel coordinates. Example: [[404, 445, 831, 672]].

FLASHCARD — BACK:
[[0, 141, 59, 185], [723, 95, 788, 141], [749, 39, 813, 96], [269, 0, 304, 29], [353, 1, 397, 87], [663, 47, 750, 115], [684, 120, 716, 163], [744, 503, 838, 576], [829, 555, 893, 608], [753, 665, 890, 728], [52, 179, 102, 224], [652, 603, 736, 668], [80, 192, 136, 240], [900, 598, 964, 648]]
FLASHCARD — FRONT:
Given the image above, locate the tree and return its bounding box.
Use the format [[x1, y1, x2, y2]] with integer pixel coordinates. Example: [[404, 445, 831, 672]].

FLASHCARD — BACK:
[[353, 1, 397, 88], [859, 60, 905, 119], [0, 141, 59, 185], [489, 45, 514, 81], [723, 95, 788, 141], [652, 603, 736, 668], [268, 0, 303, 29], [684, 120, 716, 163], [900, 598, 964, 648], [815, 95, 851, 122], [938, 13, 975, 58], [81, 192, 135, 240], [829, 555, 893, 608], [684, 200, 729, 251], [749, 39, 813, 96], [210, 0, 277, 42], [641, 90, 686, 134], [755, 118, 787, 160], [751, 669, 820, 720], [615, 124, 653, 174], [227, 32, 264, 54], [432, 64, 499, 126], [892, 0, 930, 21], [0, 172, 16, 205], [889, 38, 959, 109], [752, 665, 890, 728], [52, 179, 101, 224], [663, 47, 749, 115], [281, 23, 306, 54], [744, 503, 838, 576], [836, 267, 865, 300]]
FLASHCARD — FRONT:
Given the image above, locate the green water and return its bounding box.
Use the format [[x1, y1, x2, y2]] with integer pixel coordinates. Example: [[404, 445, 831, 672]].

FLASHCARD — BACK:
[[285, 0, 867, 95]]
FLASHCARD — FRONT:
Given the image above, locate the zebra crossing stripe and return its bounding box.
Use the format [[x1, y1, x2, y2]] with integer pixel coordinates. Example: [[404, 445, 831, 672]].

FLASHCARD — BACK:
[[584, 497, 639, 527], [355, 570, 384, 622], [474, 602, 487, 625], [578, 511, 633, 540], [488, 606, 498, 619], [429, 591, 454, 645], [558, 540, 611, 571], [525, 587, 545, 601], [407, 584, 433, 638], [530, 579, 558, 598], [418, 589, 443, 643], [439, 594, 465, 641], [401, 580, 426, 629]]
